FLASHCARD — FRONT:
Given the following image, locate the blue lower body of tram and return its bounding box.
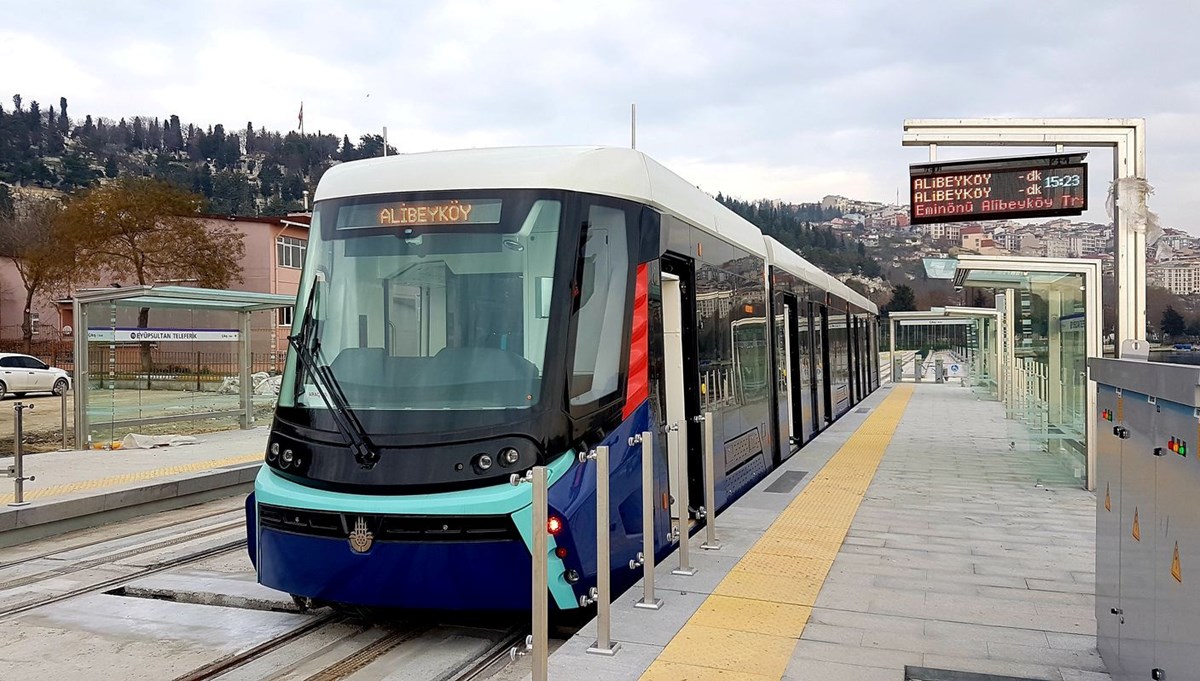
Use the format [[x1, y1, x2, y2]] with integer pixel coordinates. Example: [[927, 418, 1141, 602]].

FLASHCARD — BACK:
[[248, 402, 667, 611]]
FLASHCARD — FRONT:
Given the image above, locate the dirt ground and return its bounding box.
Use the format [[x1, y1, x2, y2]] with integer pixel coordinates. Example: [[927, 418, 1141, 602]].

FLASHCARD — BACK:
[[0, 389, 277, 454]]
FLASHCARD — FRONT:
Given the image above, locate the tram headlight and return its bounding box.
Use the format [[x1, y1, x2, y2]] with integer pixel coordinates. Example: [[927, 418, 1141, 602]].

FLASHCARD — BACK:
[[281, 449, 294, 469], [267, 442, 279, 462], [475, 454, 493, 471], [499, 447, 520, 466]]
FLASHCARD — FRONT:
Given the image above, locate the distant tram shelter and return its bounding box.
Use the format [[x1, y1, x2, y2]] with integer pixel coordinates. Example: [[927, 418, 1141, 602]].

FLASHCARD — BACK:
[[886, 308, 998, 391], [71, 286, 294, 448]]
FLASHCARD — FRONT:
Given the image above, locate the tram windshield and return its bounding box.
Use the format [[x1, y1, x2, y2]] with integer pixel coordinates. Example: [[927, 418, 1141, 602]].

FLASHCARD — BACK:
[[279, 191, 565, 414]]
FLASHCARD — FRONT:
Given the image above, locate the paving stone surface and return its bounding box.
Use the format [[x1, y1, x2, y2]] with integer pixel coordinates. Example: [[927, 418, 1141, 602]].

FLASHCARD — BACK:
[[541, 380, 1111, 681], [795, 382, 1110, 681]]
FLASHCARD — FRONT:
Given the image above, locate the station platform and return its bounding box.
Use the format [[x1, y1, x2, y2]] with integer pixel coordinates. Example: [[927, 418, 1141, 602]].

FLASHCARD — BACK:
[[546, 383, 1107, 681], [0, 427, 266, 547]]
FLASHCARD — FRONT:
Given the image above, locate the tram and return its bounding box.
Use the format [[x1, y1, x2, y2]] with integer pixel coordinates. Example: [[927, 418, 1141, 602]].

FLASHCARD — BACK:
[[246, 147, 879, 611]]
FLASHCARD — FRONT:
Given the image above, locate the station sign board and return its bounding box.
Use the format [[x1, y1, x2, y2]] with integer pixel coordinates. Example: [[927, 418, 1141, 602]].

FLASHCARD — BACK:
[[910, 152, 1088, 225], [898, 318, 974, 326], [87, 328, 240, 343]]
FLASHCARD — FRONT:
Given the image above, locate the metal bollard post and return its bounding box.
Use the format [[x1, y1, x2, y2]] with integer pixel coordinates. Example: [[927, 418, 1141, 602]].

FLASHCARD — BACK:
[[700, 412, 722, 550], [672, 421, 697, 576], [585, 445, 621, 656], [631, 430, 662, 610], [508, 466, 548, 681], [60, 389, 70, 451], [7, 402, 35, 507]]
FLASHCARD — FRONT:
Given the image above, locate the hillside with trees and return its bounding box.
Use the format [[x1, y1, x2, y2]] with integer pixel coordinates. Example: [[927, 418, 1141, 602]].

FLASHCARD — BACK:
[[0, 93, 395, 215], [717, 195, 881, 277]]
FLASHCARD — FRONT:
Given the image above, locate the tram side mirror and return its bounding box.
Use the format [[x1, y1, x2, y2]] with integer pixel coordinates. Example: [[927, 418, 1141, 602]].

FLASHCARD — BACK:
[[536, 277, 553, 318]]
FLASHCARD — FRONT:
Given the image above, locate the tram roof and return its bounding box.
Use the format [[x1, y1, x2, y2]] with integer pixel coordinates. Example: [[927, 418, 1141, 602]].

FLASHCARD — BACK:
[[313, 146, 767, 257], [764, 237, 878, 314], [836, 279, 879, 315], [764, 237, 831, 289]]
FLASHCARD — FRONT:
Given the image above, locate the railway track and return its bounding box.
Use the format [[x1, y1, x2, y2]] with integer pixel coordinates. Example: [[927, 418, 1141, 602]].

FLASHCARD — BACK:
[[0, 514, 248, 620], [0, 500, 533, 680], [173, 617, 527, 681], [0, 517, 244, 593], [445, 630, 529, 681], [0, 536, 246, 619], [0, 506, 243, 570]]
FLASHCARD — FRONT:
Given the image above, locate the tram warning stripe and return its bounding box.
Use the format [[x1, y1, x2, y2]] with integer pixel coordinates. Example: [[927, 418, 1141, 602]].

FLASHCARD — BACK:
[[640, 385, 914, 681], [623, 263, 650, 419]]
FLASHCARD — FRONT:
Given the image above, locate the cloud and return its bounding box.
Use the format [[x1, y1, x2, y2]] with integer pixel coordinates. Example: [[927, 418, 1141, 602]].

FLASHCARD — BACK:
[[0, 32, 105, 102], [666, 156, 880, 206], [3, 0, 1198, 232], [108, 42, 175, 79]]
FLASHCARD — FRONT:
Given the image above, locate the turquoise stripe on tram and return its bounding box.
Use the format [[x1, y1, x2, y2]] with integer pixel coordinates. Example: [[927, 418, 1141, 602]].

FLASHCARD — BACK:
[[254, 450, 580, 609]]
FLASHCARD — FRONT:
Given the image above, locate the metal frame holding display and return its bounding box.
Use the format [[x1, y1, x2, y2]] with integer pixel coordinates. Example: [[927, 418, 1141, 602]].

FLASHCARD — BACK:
[[903, 118, 1147, 355], [70, 286, 294, 448]]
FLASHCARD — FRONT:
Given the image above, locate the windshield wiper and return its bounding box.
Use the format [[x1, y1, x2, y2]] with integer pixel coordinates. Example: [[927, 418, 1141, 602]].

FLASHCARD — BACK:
[[287, 284, 380, 470]]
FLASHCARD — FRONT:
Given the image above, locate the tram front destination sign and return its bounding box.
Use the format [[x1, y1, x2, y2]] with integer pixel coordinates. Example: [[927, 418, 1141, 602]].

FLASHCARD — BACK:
[[909, 152, 1088, 225]]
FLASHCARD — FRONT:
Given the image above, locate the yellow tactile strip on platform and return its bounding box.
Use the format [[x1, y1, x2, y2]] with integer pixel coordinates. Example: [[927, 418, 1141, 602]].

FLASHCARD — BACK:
[[0, 453, 261, 504], [641, 385, 914, 681]]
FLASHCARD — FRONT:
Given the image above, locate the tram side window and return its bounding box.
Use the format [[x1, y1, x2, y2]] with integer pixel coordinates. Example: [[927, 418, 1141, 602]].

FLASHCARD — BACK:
[[569, 204, 630, 410]]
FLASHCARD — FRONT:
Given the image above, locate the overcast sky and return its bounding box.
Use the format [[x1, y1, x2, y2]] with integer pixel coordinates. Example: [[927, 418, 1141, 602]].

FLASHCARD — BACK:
[[3, 1, 1197, 232]]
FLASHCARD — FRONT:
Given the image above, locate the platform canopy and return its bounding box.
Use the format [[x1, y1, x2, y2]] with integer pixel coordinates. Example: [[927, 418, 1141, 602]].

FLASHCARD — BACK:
[[72, 285, 294, 312]]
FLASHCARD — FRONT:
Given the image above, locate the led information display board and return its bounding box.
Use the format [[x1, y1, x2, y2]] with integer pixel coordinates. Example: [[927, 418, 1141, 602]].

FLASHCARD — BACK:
[[909, 153, 1088, 225], [336, 199, 504, 231]]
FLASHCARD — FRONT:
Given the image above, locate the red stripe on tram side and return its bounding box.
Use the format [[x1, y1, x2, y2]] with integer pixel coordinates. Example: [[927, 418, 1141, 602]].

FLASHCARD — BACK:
[[623, 264, 650, 419]]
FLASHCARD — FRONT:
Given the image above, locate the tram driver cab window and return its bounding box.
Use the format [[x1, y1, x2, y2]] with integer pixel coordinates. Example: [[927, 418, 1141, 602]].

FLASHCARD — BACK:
[[568, 203, 631, 414]]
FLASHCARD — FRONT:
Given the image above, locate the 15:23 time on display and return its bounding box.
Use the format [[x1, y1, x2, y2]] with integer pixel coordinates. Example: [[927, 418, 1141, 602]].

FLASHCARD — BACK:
[[1044, 174, 1082, 188]]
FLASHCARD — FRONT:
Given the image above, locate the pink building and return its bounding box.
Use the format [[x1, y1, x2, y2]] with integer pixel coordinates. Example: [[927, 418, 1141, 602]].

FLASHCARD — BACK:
[[205, 214, 310, 355], [0, 213, 310, 351]]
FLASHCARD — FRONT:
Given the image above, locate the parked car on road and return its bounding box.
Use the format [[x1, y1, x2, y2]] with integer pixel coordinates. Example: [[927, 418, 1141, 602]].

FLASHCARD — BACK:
[[0, 353, 71, 398]]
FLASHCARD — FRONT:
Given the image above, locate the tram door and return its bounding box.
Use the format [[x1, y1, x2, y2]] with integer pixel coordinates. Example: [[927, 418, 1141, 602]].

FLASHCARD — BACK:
[[781, 294, 805, 453], [662, 272, 685, 518], [809, 302, 826, 432], [389, 285, 423, 355], [850, 316, 861, 404], [660, 259, 700, 521], [819, 304, 834, 425]]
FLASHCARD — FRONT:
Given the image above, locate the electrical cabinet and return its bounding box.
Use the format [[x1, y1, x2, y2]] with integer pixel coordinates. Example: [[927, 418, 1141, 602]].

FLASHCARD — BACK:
[[1089, 358, 1200, 681]]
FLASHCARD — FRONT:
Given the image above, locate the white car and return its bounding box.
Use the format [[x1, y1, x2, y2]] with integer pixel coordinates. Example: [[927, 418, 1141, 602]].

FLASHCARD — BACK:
[[0, 353, 71, 398]]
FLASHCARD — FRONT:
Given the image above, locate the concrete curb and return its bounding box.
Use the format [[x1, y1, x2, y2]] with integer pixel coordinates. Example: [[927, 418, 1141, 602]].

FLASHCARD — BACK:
[[0, 463, 260, 548]]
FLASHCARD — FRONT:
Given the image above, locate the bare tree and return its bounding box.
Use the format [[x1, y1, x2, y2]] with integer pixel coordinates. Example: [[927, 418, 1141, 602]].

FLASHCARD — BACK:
[[0, 197, 75, 351]]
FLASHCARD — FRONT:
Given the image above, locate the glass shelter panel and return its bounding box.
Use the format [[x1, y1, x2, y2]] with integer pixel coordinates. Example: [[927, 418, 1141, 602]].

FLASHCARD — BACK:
[[961, 269, 1090, 485], [81, 299, 279, 448]]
